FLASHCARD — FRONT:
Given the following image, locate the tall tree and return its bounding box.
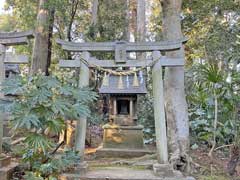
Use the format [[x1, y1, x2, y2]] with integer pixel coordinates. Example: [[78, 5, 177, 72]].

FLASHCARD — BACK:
[[136, 0, 146, 59], [31, 0, 54, 74], [91, 0, 99, 26], [161, 0, 190, 172]]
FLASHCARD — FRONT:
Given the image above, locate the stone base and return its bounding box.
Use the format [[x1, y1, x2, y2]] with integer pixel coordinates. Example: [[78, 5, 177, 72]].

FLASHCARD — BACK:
[[103, 125, 144, 149], [73, 161, 88, 175], [153, 163, 194, 179], [0, 162, 18, 180], [153, 163, 176, 177], [96, 148, 155, 158]]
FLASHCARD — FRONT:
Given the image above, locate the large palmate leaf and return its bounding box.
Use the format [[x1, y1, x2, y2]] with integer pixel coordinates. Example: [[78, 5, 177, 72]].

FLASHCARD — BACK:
[[25, 133, 54, 154], [1, 76, 25, 95], [45, 118, 65, 134], [0, 73, 97, 179], [50, 97, 71, 115], [13, 113, 41, 130], [73, 88, 98, 103]]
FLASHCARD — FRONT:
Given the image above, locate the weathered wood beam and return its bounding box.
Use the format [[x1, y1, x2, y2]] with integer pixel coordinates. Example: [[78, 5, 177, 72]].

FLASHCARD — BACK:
[[0, 30, 34, 39], [4, 54, 28, 64], [56, 38, 188, 52], [0, 37, 29, 46], [59, 57, 184, 68]]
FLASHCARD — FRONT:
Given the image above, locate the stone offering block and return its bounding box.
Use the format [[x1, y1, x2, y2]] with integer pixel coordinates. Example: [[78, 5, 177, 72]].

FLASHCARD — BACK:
[[103, 125, 144, 149]]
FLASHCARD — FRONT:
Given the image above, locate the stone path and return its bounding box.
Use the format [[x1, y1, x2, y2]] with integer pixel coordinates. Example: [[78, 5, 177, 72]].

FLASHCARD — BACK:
[[61, 167, 194, 180]]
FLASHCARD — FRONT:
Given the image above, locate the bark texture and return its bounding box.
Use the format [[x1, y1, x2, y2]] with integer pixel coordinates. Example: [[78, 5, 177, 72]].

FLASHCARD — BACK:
[[91, 0, 99, 26], [136, 0, 146, 60], [123, 0, 130, 41], [31, 0, 53, 74], [161, 0, 190, 172], [46, 8, 55, 76], [0, 45, 6, 154]]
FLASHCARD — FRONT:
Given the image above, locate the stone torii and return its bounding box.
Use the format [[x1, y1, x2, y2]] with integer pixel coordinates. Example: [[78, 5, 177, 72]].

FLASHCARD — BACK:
[[57, 38, 187, 176], [0, 30, 33, 155]]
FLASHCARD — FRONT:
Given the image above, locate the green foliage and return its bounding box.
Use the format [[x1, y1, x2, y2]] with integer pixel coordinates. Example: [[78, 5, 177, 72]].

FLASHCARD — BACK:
[[137, 73, 155, 143], [87, 0, 127, 41], [187, 63, 240, 146], [23, 150, 80, 179], [0, 73, 97, 179], [182, 0, 240, 151], [0, 14, 17, 31], [5, 0, 38, 30]]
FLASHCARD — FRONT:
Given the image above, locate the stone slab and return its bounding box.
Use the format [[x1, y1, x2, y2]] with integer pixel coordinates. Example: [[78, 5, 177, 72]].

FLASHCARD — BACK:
[[73, 161, 88, 175], [60, 167, 195, 180], [0, 162, 18, 180], [96, 148, 155, 158], [153, 163, 180, 177]]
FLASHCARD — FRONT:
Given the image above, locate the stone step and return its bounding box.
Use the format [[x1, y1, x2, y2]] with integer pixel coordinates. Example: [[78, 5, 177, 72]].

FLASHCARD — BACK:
[[60, 167, 195, 180], [96, 148, 155, 158]]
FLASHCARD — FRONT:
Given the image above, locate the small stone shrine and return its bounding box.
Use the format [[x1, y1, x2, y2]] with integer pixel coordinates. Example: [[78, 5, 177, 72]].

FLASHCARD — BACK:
[[98, 74, 147, 156]]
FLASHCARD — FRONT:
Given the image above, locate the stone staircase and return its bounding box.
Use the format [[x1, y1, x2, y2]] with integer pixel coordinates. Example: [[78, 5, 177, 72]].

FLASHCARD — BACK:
[[60, 167, 195, 180]]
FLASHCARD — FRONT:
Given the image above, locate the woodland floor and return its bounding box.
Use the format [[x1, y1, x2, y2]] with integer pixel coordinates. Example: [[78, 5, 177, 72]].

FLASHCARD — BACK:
[[6, 142, 240, 180], [189, 147, 240, 180], [83, 146, 240, 180]]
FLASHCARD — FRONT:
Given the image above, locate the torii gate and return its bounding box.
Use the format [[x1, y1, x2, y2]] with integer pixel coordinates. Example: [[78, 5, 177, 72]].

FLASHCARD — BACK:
[[0, 31, 33, 156], [57, 38, 187, 174]]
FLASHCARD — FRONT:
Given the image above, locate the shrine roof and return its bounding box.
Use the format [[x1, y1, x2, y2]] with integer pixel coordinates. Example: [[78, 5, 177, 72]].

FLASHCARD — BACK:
[[99, 75, 147, 94]]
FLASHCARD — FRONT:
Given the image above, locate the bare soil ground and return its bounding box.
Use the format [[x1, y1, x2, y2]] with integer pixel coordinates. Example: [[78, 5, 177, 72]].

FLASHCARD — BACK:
[[190, 147, 240, 180]]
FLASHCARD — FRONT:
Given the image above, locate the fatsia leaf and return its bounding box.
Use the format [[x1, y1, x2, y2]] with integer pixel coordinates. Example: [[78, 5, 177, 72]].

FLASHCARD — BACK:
[[70, 103, 91, 119], [46, 118, 65, 134], [13, 113, 41, 130], [25, 133, 53, 154], [51, 98, 71, 115], [1, 76, 24, 95]]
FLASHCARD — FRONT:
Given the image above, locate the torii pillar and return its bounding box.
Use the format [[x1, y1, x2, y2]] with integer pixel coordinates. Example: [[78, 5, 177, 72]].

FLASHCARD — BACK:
[[152, 51, 168, 164], [152, 51, 174, 177], [74, 52, 90, 174]]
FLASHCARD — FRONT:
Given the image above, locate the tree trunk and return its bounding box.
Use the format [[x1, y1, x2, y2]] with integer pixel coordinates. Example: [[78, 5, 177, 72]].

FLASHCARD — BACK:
[[0, 45, 6, 155], [91, 0, 99, 26], [136, 0, 146, 60], [67, 0, 80, 59], [208, 92, 218, 158], [123, 0, 130, 41], [129, 0, 137, 41], [162, 0, 190, 172], [46, 8, 55, 76], [31, 0, 52, 75]]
